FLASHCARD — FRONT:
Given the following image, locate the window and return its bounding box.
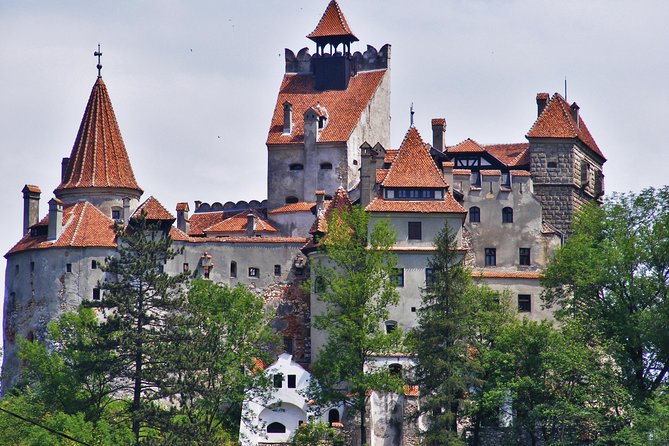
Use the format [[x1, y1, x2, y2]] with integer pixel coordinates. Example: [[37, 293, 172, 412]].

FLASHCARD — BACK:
[[328, 409, 340, 424], [315, 275, 326, 293], [283, 336, 293, 354], [91, 260, 97, 270], [485, 248, 496, 267], [30, 261, 35, 272], [289, 163, 304, 171], [519, 248, 530, 266], [411, 306, 417, 312], [425, 268, 434, 286], [320, 162, 332, 170], [183, 263, 189, 272], [518, 294, 531, 313], [502, 207, 513, 223], [392, 268, 404, 287], [285, 196, 299, 204], [267, 422, 286, 434], [408, 222, 422, 240], [389, 363, 403, 376], [501, 172, 511, 188], [547, 160, 558, 169], [287, 374, 297, 388], [580, 161, 590, 185], [470, 171, 481, 187], [248, 267, 259, 278], [92, 288, 101, 301], [66, 263, 72, 273], [469, 206, 480, 223], [273, 374, 283, 388], [595, 170, 604, 196], [230, 261, 237, 278], [111, 209, 121, 220], [274, 264, 281, 276], [385, 320, 397, 334], [396, 189, 436, 199], [318, 116, 327, 129]]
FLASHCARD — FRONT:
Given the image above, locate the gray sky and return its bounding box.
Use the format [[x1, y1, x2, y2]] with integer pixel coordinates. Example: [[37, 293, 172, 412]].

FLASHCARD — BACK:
[[1, 0, 668, 351]]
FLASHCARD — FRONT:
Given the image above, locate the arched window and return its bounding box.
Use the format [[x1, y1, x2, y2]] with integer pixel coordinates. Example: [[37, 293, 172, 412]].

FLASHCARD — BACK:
[[328, 409, 340, 424], [267, 422, 286, 433], [285, 196, 299, 204], [320, 162, 333, 170], [389, 363, 403, 376], [289, 163, 304, 171], [230, 261, 237, 278], [502, 207, 513, 223], [469, 206, 480, 223]]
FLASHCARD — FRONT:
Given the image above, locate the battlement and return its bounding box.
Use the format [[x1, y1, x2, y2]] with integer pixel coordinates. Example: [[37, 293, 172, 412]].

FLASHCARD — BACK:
[[285, 44, 391, 74]]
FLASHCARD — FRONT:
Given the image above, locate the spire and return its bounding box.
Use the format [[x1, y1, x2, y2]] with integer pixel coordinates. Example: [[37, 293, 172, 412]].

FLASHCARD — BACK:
[[382, 127, 448, 188], [307, 0, 358, 42], [94, 44, 103, 78], [55, 77, 142, 197]]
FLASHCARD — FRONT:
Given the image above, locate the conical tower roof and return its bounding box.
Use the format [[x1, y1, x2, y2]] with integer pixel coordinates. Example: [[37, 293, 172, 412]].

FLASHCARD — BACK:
[[55, 77, 142, 195], [307, 0, 358, 42]]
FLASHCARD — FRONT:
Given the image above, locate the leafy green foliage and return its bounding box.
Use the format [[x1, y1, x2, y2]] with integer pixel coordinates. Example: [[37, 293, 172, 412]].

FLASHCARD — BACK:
[[290, 421, 343, 446]]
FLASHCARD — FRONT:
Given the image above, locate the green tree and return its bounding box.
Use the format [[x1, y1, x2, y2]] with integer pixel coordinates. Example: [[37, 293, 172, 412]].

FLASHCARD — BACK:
[[290, 421, 343, 446], [309, 205, 402, 445], [542, 187, 669, 402], [408, 225, 512, 445]]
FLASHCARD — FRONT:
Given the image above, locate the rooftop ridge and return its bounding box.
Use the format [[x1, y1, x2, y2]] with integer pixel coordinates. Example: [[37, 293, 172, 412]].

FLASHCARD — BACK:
[[307, 0, 358, 41], [382, 127, 447, 188]]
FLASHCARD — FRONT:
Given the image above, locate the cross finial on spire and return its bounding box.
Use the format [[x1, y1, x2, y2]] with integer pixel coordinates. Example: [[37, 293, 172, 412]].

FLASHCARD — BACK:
[[94, 44, 103, 78], [410, 102, 415, 128]]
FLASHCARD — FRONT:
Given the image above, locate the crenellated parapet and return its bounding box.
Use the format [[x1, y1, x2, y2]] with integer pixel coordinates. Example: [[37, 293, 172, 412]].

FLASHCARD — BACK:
[[285, 44, 391, 74]]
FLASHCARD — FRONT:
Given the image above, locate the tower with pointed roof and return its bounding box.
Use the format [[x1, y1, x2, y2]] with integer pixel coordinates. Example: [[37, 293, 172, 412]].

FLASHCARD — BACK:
[[266, 0, 391, 213], [527, 93, 606, 235]]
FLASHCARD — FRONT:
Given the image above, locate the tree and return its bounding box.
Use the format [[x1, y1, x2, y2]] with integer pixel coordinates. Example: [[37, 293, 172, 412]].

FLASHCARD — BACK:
[[542, 187, 669, 402], [408, 225, 512, 445], [309, 205, 402, 445], [290, 421, 343, 446], [88, 215, 190, 442]]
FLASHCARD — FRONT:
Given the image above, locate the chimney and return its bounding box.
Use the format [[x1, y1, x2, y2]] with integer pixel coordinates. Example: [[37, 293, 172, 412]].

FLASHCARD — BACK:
[[304, 108, 319, 146], [246, 213, 256, 237], [176, 202, 190, 233], [360, 142, 384, 208], [47, 198, 64, 241], [61, 158, 70, 182], [570, 102, 580, 128], [536, 93, 549, 116], [315, 190, 325, 214], [22, 184, 41, 235], [122, 197, 131, 223], [283, 101, 292, 134], [442, 162, 454, 195], [431, 118, 446, 152]]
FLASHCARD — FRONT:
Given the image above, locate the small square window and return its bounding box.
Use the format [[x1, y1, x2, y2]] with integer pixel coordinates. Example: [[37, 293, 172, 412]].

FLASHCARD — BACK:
[[408, 222, 422, 240], [485, 248, 496, 267], [66, 263, 72, 273], [425, 268, 435, 287], [111, 209, 121, 220], [519, 248, 530, 266], [518, 294, 531, 313], [411, 306, 417, 312], [183, 263, 189, 272], [249, 267, 259, 278], [274, 265, 281, 276], [91, 260, 97, 270], [92, 288, 101, 301], [287, 374, 297, 388], [393, 268, 404, 287], [273, 374, 283, 388]]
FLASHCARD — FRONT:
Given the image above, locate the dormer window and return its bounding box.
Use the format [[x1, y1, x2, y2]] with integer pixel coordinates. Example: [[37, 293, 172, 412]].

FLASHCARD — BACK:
[[318, 116, 327, 129], [501, 172, 511, 188]]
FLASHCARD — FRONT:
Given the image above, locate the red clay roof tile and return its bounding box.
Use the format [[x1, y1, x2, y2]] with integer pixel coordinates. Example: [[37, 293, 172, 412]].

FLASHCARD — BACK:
[[267, 70, 386, 145], [527, 93, 605, 160], [24, 184, 41, 193], [480, 169, 501, 176], [382, 127, 447, 188], [448, 138, 485, 153], [453, 169, 471, 175], [510, 170, 531, 177], [175, 202, 189, 212], [483, 143, 530, 167], [307, 0, 358, 41], [472, 270, 542, 279], [55, 78, 142, 194], [203, 210, 277, 235], [269, 202, 315, 214], [132, 196, 175, 221], [365, 194, 466, 214]]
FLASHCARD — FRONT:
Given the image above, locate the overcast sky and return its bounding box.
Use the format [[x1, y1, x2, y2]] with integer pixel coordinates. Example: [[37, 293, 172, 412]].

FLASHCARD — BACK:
[[1, 1, 668, 351]]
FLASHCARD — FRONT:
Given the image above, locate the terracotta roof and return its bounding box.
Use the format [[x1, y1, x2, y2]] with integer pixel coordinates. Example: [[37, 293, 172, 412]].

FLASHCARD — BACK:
[[132, 196, 175, 221], [7, 202, 116, 256], [542, 223, 559, 234], [527, 93, 605, 160], [510, 170, 531, 177], [403, 385, 419, 397], [384, 150, 398, 164], [203, 210, 277, 235], [471, 270, 542, 279], [55, 78, 142, 194], [188, 211, 234, 236], [306, 0, 358, 41], [442, 161, 454, 168], [175, 202, 189, 212], [267, 70, 386, 145], [382, 127, 447, 188], [269, 202, 315, 214], [483, 143, 530, 167], [431, 118, 446, 126], [24, 184, 41, 193], [189, 236, 307, 244], [169, 226, 190, 241], [309, 188, 351, 234], [376, 169, 389, 183], [448, 138, 485, 153], [480, 170, 501, 176], [365, 194, 466, 214], [453, 169, 471, 175]]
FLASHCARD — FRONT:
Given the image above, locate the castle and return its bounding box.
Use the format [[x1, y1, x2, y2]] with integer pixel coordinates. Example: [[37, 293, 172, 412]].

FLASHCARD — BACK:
[[3, 1, 605, 444]]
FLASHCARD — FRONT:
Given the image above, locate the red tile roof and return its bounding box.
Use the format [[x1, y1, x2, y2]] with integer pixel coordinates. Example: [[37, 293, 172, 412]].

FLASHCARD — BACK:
[[203, 210, 277, 235], [307, 0, 358, 41], [480, 170, 501, 176], [267, 70, 386, 145], [448, 138, 485, 153], [483, 143, 530, 167], [269, 202, 315, 214], [382, 127, 447, 188], [384, 150, 398, 164], [24, 184, 41, 193], [55, 78, 142, 194], [376, 169, 389, 183], [7, 202, 116, 255], [431, 118, 446, 126], [453, 169, 471, 175], [471, 270, 542, 279], [510, 170, 531, 177], [527, 93, 605, 160], [403, 385, 419, 397], [132, 196, 175, 221], [365, 194, 466, 214], [176, 202, 189, 212], [309, 188, 351, 234]]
